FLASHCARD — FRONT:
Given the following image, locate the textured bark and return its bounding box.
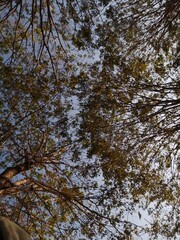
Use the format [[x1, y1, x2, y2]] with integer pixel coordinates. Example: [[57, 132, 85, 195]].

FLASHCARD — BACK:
[[0, 162, 34, 194]]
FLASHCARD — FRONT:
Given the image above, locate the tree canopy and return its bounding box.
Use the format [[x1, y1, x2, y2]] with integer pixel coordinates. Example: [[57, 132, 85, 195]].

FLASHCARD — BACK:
[[0, 0, 179, 239]]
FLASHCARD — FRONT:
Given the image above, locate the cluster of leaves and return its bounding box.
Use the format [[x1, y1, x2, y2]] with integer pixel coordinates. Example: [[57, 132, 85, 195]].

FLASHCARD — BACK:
[[77, 0, 180, 238], [0, 0, 179, 239]]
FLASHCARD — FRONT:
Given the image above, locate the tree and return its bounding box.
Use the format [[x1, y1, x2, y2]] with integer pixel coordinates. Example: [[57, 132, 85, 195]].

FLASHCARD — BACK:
[[0, 0, 179, 239], [77, 0, 179, 238]]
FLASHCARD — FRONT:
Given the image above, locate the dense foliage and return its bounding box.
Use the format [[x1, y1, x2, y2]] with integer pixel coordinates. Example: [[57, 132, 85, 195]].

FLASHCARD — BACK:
[[0, 0, 179, 239]]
